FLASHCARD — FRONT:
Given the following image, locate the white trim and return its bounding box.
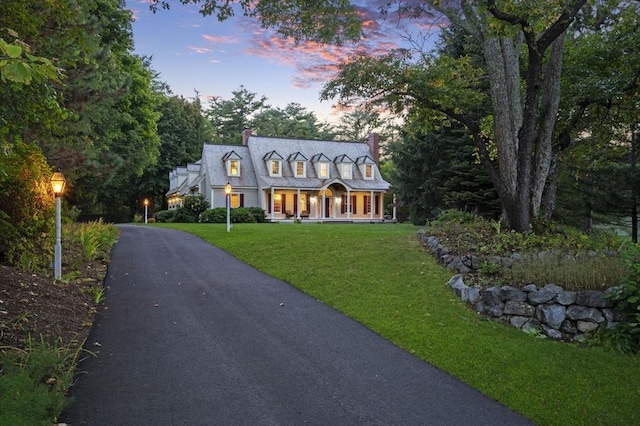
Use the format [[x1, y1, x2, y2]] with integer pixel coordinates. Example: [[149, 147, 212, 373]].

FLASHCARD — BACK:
[[370, 190, 374, 220], [270, 187, 275, 220], [269, 160, 282, 177]]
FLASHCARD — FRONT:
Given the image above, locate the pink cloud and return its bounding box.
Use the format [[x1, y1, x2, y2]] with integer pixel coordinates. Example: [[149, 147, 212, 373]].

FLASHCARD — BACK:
[[202, 34, 240, 44], [239, 1, 442, 89]]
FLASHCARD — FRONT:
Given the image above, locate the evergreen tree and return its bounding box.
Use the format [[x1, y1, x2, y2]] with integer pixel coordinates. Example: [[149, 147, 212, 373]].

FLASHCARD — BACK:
[[206, 86, 268, 144], [389, 120, 499, 225]]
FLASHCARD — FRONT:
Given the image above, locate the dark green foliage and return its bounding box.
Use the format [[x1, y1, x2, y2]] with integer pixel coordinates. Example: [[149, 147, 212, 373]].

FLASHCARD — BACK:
[[200, 208, 264, 224], [132, 93, 212, 211], [149, 0, 362, 46], [246, 207, 266, 223], [154, 210, 175, 223], [601, 242, 640, 354], [0, 0, 162, 222], [389, 122, 499, 226], [230, 208, 257, 224], [200, 208, 226, 223], [0, 143, 54, 269], [171, 208, 195, 223], [252, 103, 334, 140], [183, 195, 209, 219], [206, 86, 268, 144]]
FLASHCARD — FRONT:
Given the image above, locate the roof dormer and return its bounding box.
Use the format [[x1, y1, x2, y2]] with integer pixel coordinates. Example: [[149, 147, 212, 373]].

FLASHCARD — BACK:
[[223, 150, 242, 177], [311, 153, 331, 179], [356, 155, 376, 180], [334, 154, 354, 180], [288, 152, 308, 178], [264, 150, 284, 177]]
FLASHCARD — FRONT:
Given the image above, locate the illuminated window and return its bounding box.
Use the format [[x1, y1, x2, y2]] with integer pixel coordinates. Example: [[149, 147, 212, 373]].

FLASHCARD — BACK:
[[274, 194, 282, 212], [300, 193, 307, 211], [270, 160, 281, 176], [229, 160, 239, 176], [224, 151, 242, 176], [319, 162, 329, 178], [231, 193, 240, 208], [295, 161, 306, 177]]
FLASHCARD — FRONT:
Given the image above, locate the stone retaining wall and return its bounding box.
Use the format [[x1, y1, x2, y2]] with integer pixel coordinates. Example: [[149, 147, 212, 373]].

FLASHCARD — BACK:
[[417, 230, 623, 341]]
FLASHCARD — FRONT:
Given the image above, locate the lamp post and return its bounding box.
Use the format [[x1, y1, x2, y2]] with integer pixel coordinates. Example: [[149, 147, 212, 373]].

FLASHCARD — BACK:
[[224, 182, 232, 232], [144, 198, 149, 224], [50, 172, 66, 280], [392, 193, 397, 221]]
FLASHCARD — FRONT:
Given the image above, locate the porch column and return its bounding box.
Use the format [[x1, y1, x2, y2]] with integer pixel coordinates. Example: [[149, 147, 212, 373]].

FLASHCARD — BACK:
[[296, 189, 301, 219], [321, 190, 326, 219], [370, 190, 374, 220], [346, 189, 351, 219], [270, 187, 275, 221]]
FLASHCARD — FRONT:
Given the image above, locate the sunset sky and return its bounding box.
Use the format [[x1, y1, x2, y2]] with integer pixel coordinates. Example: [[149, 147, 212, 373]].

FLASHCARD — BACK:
[[126, 1, 443, 123]]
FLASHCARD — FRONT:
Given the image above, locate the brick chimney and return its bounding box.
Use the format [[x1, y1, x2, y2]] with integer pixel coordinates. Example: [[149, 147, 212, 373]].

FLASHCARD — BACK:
[[368, 133, 380, 164], [242, 128, 252, 146]]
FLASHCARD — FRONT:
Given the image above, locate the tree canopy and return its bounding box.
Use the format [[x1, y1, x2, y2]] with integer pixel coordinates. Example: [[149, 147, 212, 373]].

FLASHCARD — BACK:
[[148, 0, 362, 45]]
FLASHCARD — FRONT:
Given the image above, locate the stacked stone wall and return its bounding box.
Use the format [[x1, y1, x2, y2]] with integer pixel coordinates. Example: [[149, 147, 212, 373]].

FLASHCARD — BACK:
[[418, 230, 623, 341]]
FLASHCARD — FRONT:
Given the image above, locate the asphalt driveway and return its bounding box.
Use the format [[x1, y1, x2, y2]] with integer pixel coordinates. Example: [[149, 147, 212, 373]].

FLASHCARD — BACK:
[[62, 225, 533, 425]]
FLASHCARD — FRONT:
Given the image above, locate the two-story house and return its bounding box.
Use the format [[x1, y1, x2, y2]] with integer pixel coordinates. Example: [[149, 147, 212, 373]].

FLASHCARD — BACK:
[[166, 130, 391, 222]]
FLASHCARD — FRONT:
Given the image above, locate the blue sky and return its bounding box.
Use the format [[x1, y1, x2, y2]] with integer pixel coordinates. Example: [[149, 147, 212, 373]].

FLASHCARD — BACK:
[[126, 1, 442, 123]]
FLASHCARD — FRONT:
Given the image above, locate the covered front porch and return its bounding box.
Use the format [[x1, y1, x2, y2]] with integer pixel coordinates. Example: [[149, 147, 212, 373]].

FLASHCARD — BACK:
[[263, 183, 390, 222]]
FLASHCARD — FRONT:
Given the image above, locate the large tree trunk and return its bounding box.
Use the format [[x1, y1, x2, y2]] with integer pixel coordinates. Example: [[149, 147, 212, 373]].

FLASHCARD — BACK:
[[446, 1, 586, 232], [531, 35, 565, 218], [541, 154, 558, 219]]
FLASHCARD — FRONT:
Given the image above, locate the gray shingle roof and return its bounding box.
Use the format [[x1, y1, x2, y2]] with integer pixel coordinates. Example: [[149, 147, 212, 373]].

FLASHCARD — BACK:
[[175, 136, 390, 193], [247, 136, 390, 191], [202, 144, 257, 189]]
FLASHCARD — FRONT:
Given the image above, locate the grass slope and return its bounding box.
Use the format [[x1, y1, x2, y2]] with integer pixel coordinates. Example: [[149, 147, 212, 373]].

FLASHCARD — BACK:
[[161, 222, 640, 425]]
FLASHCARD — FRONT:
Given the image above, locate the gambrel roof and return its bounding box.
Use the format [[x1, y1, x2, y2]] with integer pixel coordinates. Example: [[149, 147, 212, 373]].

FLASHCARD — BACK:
[[246, 136, 389, 191]]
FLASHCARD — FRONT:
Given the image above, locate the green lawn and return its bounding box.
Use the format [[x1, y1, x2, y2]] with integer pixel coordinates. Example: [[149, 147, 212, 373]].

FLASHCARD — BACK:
[[160, 222, 640, 425]]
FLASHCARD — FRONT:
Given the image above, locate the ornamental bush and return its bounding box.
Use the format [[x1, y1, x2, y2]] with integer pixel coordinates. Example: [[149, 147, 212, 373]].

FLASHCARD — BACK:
[[200, 208, 226, 223], [230, 207, 257, 224], [200, 207, 265, 224], [246, 207, 266, 223], [183, 195, 208, 218], [172, 207, 196, 223], [154, 210, 175, 223]]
